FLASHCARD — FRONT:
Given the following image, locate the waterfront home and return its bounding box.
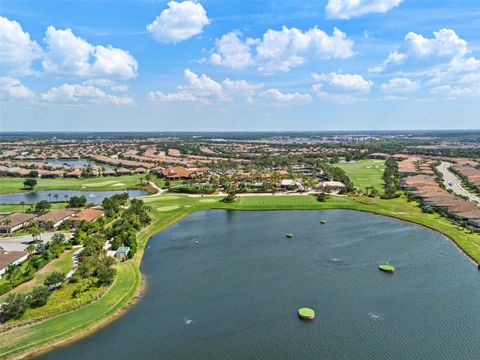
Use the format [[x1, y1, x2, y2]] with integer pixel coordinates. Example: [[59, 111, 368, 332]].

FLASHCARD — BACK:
[[0, 213, 38, 234], [35, 209, 76, 229], [0, 250, 29, 278], [69, 208, 104, 226]]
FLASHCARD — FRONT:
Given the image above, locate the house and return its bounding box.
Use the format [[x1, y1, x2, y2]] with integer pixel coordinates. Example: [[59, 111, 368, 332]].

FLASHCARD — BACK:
[[115, 246, 130, 260], [116, 167, 131, 176], [368, 153, 390, 159], [35, 209, 76, 229], [103, 168, 116, 176], [69, 208, 104, 226], [162, 166, 195, 179], [38, 170, 64, 178], [64, 169, 82, 178], [134, 167, 147, 174], [0, 250, 29, 278], [319, 181, 346, 190], [0, 213, 38, 234]]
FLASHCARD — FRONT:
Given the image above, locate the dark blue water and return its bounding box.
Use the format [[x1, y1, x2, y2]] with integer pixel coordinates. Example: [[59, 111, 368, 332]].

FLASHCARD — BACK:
[[39, 210, 480, 359], [0, 190, 148, 204]]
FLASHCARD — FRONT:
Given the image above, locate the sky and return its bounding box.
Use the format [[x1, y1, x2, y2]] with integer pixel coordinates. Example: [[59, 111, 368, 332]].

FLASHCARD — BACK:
[[0, 0, 479, 131]]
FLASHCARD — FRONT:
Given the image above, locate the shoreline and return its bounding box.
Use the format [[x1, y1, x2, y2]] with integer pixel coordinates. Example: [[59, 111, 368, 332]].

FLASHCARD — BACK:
[[3, 197, 479, 359]]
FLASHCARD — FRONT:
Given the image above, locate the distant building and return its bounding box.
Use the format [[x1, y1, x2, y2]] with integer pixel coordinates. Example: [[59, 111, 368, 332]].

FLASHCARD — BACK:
[[64, 169, 82, 178], [103, 168, 116, 176], [162, 166, 195, 179], [368, 153, 390, 159], [116, 167, 131, 176]]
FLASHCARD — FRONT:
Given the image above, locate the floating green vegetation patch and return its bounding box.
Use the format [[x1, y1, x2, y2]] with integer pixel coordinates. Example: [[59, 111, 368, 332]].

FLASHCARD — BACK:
[[298, 307, 315, 320], [378, 264, 395, 272]]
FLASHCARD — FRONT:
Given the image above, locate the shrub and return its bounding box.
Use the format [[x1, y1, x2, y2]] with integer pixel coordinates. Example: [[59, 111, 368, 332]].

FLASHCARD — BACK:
[[44, 271, 66, 288], [29, 285, 50, 308], [1, 293, 30, 321]]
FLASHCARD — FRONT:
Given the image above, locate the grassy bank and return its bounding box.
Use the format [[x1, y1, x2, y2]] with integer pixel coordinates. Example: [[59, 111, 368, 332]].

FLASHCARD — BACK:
[[0, 175, 151, 194], [334, 159, 385, 192], [1, 193, 479, 359]]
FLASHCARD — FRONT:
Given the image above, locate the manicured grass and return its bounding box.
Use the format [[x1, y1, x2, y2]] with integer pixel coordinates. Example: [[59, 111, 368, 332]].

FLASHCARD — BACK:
[[0, 262, 138, 359], [0, 175, 148, 194], [334, 159, 386, 193], [2, 193, 480, 358], [0, 202, 67, 214]]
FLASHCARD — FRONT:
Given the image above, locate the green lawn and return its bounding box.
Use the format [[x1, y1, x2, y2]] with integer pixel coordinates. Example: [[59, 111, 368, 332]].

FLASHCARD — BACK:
[[0, 175, 149, 194], [0, 202, 67, 214], [1, 193, 480, 359], [334, 159, 386, 193]]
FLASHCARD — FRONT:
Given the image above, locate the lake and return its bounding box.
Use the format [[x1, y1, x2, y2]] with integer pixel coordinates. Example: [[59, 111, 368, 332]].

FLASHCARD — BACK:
[[38, 210, 480, 359], [0, 189, 148, 205]]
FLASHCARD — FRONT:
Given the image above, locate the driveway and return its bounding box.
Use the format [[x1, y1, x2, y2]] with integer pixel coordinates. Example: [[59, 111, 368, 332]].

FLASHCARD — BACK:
[[0, 232, 72, 252], [437, 161, 480, 205]]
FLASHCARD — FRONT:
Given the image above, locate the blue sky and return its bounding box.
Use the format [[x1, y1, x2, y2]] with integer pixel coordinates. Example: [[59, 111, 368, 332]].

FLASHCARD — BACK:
[[1, 0, 479, 131]]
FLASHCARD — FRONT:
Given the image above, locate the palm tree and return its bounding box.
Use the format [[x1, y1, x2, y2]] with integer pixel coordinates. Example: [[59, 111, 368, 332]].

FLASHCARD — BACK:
[[64, 194, 69, 202], [20, 201, 26, 212], [54, 193, 59, 202], [25, 244, 36, 255], [6, 265, 22, 284], [48, 193, 52, 201], [30, 223, 42, 240]]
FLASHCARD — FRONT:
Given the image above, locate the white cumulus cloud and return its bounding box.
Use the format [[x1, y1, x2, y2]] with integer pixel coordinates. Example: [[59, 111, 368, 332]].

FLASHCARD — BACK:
[[43, 26, 137, 79], [372, 29, 469, 73], [381, 77, 420, 93], [260, 89, 312, 104], [0, 76, 35, 99], [404, 28, 468, 59], [209, 26, 354, 73], [147, 69, 263, 104], [210, 32, 255, 70], [42, 83, 133, 105], [0, 16, 42, 76], [326, 0, 403, 19], [147, 1, 209, 43], [312, 72, 373, 93]]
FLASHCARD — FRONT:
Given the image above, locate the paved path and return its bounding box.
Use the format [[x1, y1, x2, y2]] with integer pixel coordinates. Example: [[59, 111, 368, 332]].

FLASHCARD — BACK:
[[137, 181, 167, 199], [437, 161, 480, 205]]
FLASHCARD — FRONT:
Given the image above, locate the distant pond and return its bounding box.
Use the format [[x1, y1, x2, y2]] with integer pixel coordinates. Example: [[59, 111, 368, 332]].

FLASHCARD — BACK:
[[38, 210, 480, 360], [0, 189, 148, 205], [29, 159, 95, 166]]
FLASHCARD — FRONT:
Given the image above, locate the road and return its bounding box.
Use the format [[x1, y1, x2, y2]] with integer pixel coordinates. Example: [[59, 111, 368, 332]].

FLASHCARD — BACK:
[[437, 161, 480, 205], [0, 232, 72, 252]]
